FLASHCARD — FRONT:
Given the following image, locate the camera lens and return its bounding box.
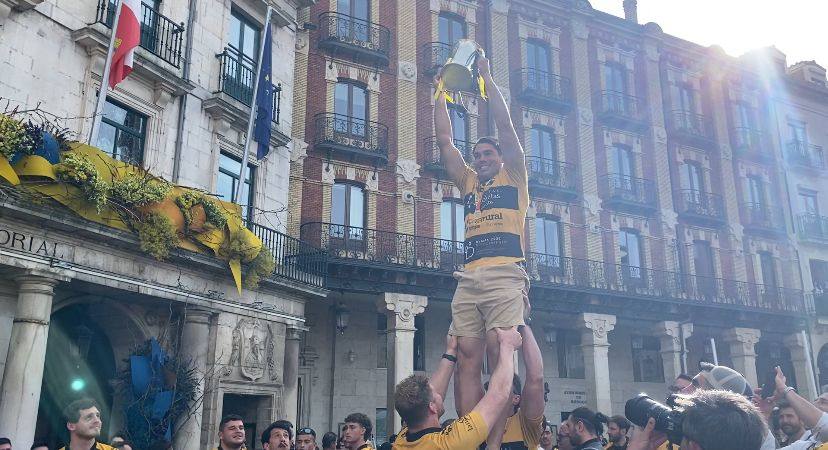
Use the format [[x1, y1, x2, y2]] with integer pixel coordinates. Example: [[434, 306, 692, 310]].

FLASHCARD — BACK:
[[625, 394, 683, 443]]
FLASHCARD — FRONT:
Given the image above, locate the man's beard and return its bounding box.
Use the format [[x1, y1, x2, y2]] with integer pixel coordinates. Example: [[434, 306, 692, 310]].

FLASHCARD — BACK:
[[781, 425, 800, 437], [569, 434, 584, 446], [78, 428, 101, 439]]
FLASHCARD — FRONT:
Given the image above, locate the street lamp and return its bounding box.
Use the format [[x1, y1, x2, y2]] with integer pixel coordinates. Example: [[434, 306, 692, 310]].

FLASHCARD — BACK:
[[335, 303, 350, 334]]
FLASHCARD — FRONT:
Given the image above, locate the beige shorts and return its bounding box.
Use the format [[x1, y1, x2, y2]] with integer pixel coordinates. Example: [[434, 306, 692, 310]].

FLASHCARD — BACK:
[[448, 263, 530, 338]]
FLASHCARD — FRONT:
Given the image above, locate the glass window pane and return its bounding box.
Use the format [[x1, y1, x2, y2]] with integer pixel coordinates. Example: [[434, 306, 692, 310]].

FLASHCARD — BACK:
[[530, 128, 540, 158], [332, 184, 346, 225], [628, 234, 641, 267], [440, 201, 453, 241], [229, 14, 241, 49], [438, 15, 449, 44], [455, 203, 464, 241], [349, 185, 364, 228], [216, 172, 233, 202], [535, 219, 547, 254], [451, 19, 464, 42], [526, 42, 536, 70], [242, 23, 258, 60], [352, 86, 367, 121], [102, 101, 127, 125], [547, 220, 560, 257], [96, 122, 117, 156]]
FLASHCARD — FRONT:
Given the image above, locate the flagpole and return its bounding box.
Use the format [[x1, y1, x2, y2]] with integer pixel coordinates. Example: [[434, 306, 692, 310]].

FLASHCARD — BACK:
[[236, 6, 273, 208], [88, 0, 125, 145]]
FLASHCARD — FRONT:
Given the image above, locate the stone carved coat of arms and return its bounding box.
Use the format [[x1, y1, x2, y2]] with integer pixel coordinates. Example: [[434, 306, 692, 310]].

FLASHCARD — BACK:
[[229, 318, 280, 382]]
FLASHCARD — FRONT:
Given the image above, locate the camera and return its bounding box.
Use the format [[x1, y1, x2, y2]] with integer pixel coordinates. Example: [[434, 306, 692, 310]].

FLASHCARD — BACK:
[[625, 394, 684, 444]]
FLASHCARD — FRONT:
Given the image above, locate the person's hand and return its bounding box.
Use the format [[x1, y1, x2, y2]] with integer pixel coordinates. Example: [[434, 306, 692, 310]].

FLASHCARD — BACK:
[[752, 389, 775, 419], [433, 74, 442, 86], [627, 418, 668, 450], [496, 326, 523, 350], [774, 366, 788, 397], [446, 334, 458, 355], [476, 54, 491, 79]]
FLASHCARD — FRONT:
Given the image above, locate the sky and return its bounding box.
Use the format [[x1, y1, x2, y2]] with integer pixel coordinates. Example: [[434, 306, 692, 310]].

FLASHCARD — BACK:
[[588, 0, 827, 68]]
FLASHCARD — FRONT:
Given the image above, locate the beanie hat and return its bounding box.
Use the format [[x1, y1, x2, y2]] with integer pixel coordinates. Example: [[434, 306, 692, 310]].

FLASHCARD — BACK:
[[700, 364, 753, 397]]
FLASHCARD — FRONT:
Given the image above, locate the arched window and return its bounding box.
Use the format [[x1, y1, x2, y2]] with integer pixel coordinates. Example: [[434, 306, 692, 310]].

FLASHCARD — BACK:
[[331, 182, 366, 246], [334, 80, 368, 138], [438, 12, 466, 45], [530, 126, 557, 160]]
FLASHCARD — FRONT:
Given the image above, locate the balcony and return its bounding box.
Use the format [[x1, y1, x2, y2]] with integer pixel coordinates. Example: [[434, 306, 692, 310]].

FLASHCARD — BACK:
[[596, 90, 648, 132], [796, 214, 828, 244], [246, 222, 328, 289], [72, 1, 192, 105], [421, 42, 453, 76], [313, 113, 389, 164], [524, 254, 805, 314], [513, 69, 572, 113], [203, 48, 289, 147], [300, 222, 465, 272], [786, 141, 826, 170], [96, 0, 184, 68], [731, 127, 771, 161], [669, 110, 716, 149], [422, 136, 473, 175], [600, 174, 658, 215], [741, 202, 786, 236], [677, 189, 725, 226], [318, 12, 390, 67], [526, 156, 578, 201]]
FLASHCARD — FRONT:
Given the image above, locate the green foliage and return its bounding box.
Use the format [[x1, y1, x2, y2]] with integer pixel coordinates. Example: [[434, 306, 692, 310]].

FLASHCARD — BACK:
[[175, 191, 228, 230], [110, 173, 171, 208], [134, 212, 180, 260], [243, 247, 276, 289], [54, 152, 110, 213], [0, 114, 30, 159]]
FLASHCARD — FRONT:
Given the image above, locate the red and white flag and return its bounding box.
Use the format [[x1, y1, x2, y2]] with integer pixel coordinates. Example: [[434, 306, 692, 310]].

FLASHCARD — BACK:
[[108, 0, 141, 88]]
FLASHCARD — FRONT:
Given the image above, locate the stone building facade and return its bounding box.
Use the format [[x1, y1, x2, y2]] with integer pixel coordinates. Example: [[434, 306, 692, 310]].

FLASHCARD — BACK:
[[288, 0, 827, 441], [0, 0, 324, 450]]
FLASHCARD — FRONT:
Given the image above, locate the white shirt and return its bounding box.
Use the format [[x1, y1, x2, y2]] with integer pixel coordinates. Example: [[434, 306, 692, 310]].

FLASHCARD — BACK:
[[766, 412, 828, 450]]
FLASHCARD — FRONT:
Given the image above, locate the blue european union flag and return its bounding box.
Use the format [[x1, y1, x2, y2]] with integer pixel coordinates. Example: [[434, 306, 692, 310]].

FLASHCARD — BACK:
[[253, 22, 273, 160]]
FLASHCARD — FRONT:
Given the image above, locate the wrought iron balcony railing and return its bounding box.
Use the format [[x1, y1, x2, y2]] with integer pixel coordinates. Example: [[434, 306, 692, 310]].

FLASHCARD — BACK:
[[246, 221, 328, 288], [313, 113, 389, 163], [513, 69, 572, 113], [423, 136, 474, 173], [677, 189, 725, 224], [97, 0, 184, 68], [797, 213, 828, 243], [318, 11, 390, 67], [300, 222, 466, 272], [597, 90, 647, 131], [741, 202, 786, 234], [731, 127, 769, 160], [600, 173, 657, 213], [215, 48, 282, 124], [526, 156, 578, 200], [422, 42, 453, 76], [786, 141, 826, 169], [670, 110, 715, 148], [524, 253, 805, 313]]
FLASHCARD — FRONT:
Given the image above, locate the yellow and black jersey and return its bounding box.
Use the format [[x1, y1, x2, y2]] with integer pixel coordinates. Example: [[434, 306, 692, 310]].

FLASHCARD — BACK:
[[500, 408, 544, 450], [393, 412, 489, 450], [456, 159, 529, 271], [59, 442, 116, 450]]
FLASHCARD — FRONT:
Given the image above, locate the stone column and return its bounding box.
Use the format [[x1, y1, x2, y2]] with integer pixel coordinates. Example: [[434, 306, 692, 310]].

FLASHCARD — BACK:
[[383, 293, 427, 434], [784, 332, 818, 401], [282, 326, 304, 427], [723, 327, 761, 388], [173, 309, 212, 450], [579, 313, 616, 413], [0, 270, 70, 446], [654, 321, 691, 383]]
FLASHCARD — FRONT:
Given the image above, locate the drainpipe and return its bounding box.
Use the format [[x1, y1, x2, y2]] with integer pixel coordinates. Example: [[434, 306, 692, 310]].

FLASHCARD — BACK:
[[172, 0, 198, 182], [328, 305, 338, 431], [484, 0, 495, 136], [709, 337, 719, 365]]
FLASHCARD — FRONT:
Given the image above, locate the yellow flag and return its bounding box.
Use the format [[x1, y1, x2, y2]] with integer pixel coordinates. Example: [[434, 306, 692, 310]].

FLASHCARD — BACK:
[[0, 156, 20, 186], [229, 259, 242, 294]]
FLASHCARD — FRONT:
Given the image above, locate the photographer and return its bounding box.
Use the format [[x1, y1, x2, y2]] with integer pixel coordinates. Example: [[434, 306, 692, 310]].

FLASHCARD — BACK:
[[754, 367, 828, 450], [626, 390, 766, 450]]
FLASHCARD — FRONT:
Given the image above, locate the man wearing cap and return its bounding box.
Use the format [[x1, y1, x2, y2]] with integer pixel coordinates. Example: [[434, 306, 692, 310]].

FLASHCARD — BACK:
[[297, 428, 318, 450], [680, 362, 754, 397]]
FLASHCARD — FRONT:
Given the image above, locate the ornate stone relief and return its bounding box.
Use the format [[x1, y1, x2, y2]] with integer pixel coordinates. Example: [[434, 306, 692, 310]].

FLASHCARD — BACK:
[[384, 293, 428, 324], [229, 318, 278, 382], [581, 313, 616, 345], [396, 159, 421, 183], [290, 139, 308, 163], [579, 109, 593, 127], [398, 60, 417, 82]]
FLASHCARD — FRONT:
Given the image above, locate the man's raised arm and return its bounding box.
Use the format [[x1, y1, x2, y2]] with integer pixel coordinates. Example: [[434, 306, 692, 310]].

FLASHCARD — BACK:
[[519, 325, 545, 420], [477, 55, 524, 169], [430, 335, 458, 399], [473, 327, 523, 428], [434, 80, 469, 184]]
